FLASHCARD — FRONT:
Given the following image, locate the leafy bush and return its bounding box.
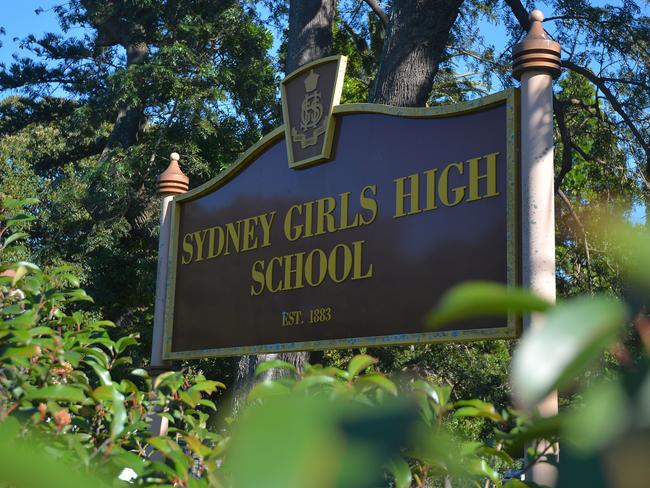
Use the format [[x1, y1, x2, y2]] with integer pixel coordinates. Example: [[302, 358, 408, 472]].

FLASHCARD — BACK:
[[2, 196, 649, 488]]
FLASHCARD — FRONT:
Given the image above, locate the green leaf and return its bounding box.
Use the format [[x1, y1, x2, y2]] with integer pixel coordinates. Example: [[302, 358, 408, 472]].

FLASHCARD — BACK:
[[130, 368, 149, 378], [92, 385, 114, 401], [476, 446, 514, 465], [183, 435, 211, 457], [412, 380, 450, 406], [386, 457, 412, 488], [1, 345, 40, 359], [199, 399, 217, 410], [454, 400, 504, 422], [109, 386, 126, 439], [23, 385, 86, 403], [503, 480, 529, 488], [190, 380, 226, 393], [154, 370, 182, 390], [427, 281, 551, 328], [180, 389, 201, 408], [355, 374, 398, 396], [563, 379, 630, 454], [7, 213, 36, 225], [347, 354, 377, 377], [2, 197, 38, 209], [465, 458, 500, 484], [247, 381, 291, 402], [254, 359, 297, 377], [59, 273, 80, 288], [111, 449, 146, 476], [3, 232, 28, 247], [115, 336, 137, 353], [11, 266, 28, 286], [78, 347, 110, 369], [511, 296, 628, 408], [294, 374, 336, 391]]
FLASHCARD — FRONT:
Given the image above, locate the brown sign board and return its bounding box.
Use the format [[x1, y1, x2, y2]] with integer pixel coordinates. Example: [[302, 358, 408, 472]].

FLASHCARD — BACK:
[[163, 56, 520, 360]]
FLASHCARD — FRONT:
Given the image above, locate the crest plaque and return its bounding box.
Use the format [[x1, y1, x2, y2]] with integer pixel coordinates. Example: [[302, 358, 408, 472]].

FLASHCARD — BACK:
[[281, 55, 347, 168]]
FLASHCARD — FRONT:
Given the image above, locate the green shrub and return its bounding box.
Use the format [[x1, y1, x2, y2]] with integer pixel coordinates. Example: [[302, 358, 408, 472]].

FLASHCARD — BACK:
[[2, 196, 649, 488]]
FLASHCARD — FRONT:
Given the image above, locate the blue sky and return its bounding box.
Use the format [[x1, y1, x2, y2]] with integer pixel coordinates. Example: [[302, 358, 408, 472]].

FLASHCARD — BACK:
[[0, 0, 67, 66]]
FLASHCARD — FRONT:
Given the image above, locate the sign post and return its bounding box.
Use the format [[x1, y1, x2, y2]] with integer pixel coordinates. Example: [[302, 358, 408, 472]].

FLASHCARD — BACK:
[[512, 9, 561, 486], [149, 152, 189, 437]]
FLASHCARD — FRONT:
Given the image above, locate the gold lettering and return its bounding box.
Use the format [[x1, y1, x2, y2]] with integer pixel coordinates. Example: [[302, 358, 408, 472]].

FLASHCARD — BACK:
[[259, 211, 276, 247], [339, 192, 360, 230], [284, 205, 303, 241], [468, 152, 500, 202], [439, 162, 465, 207], [241, 217, 258, 252], [305, 248, 327, 287], [193, 229, 209, 261], [424, 168, 438, 211], [283, 252, 305, 290], [352, 240, 373, 280], [207, 226, 224, 259], [266, 256, 284, 293], [304, 200, 314, 238], [250, 260, 265, 296], [315, 197, 337, 236], [223, 221, 241, 255], [359, 185, 378, 225], [394, 173, 421, 218], [328, 243, 353, 283], [181, 233, 194, 264]]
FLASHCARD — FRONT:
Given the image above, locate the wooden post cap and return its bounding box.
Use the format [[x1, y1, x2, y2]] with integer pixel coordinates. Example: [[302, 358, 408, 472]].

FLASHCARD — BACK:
[[158, 152, 189, 195], [512, 10, 561, 80]]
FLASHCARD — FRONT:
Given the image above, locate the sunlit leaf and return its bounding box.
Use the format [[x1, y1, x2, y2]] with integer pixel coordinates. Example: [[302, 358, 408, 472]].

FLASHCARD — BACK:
[[247, 381, 291, 402], [294, 374, 336, 391], [386, 457, 412, 488], [427, 281, 551, 328], [1, 345, 40, 359], [512, 296, 628, 408], [254, 359, 297, 377], [23, 385, 86, 402], [356, 374, 398, 396], [347, 354, 377, 377], [3, 232, 28, 247]]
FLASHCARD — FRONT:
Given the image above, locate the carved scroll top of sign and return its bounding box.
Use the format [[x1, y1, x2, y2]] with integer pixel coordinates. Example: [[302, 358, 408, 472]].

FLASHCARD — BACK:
[[281, 56, 347, 168]]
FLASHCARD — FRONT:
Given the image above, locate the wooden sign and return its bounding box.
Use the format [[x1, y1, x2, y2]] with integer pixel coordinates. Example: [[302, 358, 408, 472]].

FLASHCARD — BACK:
[[163, 56, 520, 359]]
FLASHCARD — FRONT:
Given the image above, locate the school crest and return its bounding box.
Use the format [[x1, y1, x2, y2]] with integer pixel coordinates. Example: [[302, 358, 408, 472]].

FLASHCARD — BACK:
[[281, 56, 347, 168]]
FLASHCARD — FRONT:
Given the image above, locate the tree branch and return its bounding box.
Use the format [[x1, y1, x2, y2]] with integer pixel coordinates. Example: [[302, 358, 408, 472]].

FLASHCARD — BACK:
[[362, 0, 389, 28], [562, 59, 650, 178], [554, 97, 573, 190], [503, 0, 530, 31], [558, 189, 593, 294]]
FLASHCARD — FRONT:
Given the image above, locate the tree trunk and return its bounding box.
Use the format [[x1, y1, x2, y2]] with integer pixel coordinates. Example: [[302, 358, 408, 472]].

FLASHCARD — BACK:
[[370, 0, 464, 106], [286, 0, 335, 73], [103, 41, 148, 152], [232, 0, 335, 412]]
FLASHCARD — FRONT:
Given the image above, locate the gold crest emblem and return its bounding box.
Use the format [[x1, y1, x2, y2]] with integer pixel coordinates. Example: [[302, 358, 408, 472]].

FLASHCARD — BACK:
[[291, 70, 326, 148], [281, 56, 347, 168]]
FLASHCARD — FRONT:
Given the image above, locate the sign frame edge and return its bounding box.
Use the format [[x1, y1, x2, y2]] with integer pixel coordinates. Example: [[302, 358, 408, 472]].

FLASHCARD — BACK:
[[162, 87, 521, 360]]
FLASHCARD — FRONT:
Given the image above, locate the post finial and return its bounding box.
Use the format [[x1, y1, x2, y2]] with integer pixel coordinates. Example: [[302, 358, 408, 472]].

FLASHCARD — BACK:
[[158, 152, 189, 195], [512, 9, 561, 80]]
